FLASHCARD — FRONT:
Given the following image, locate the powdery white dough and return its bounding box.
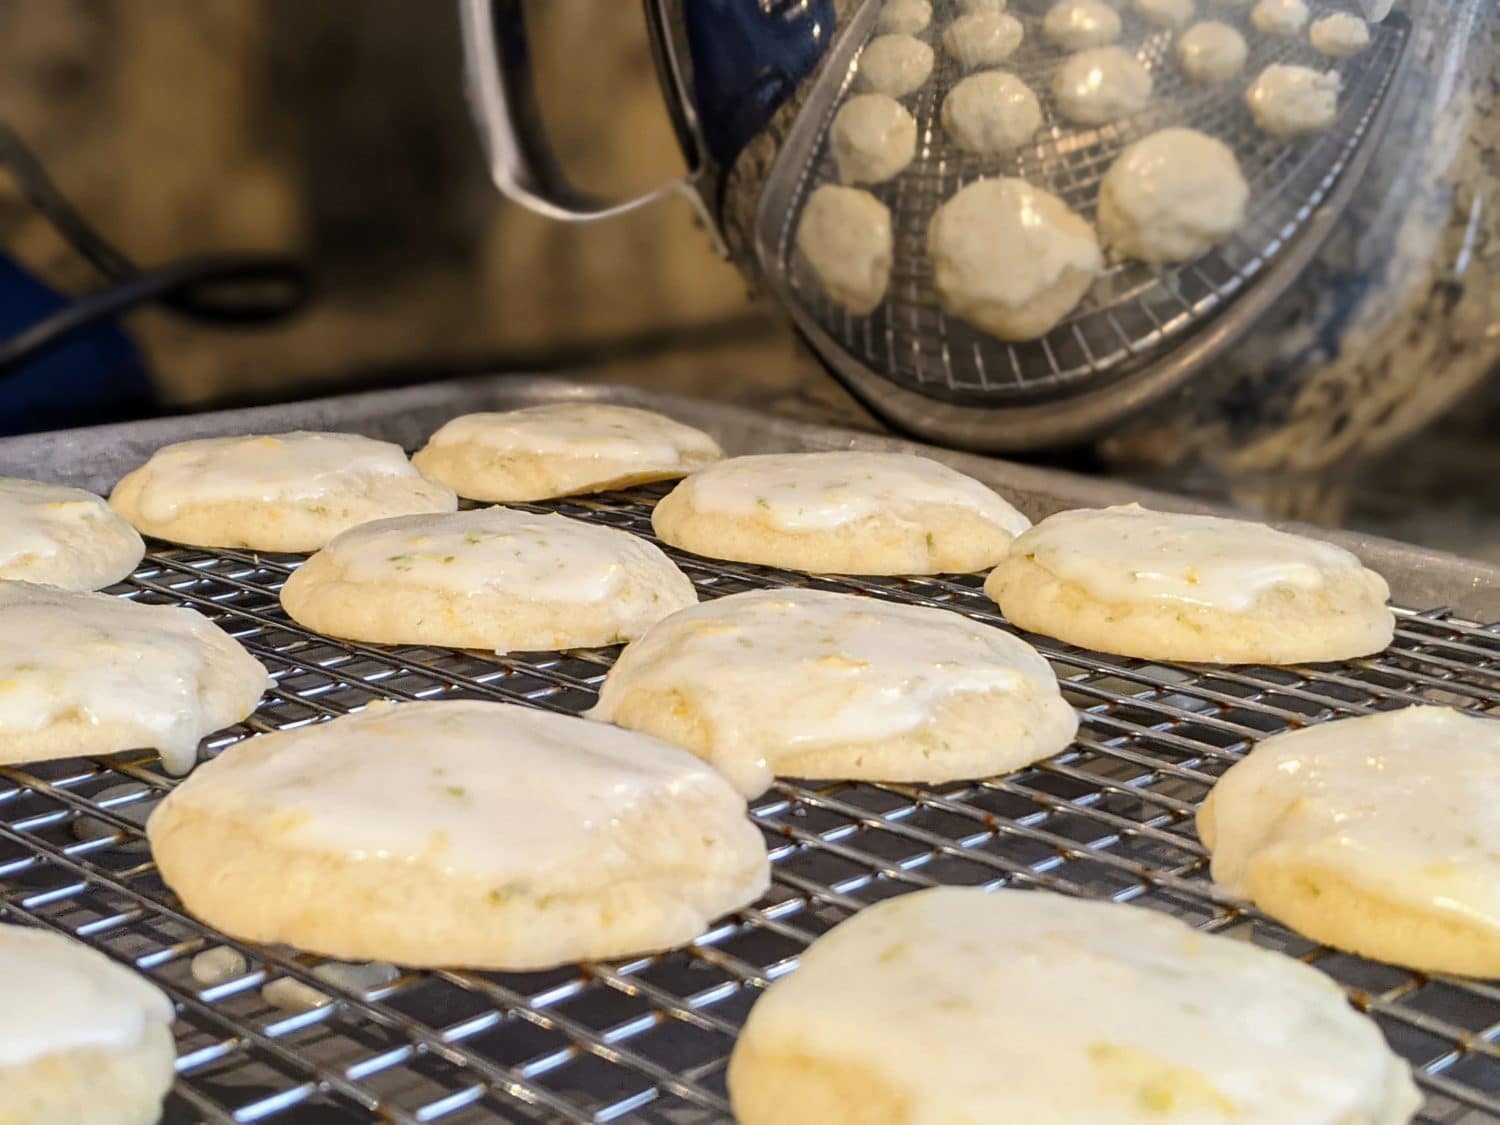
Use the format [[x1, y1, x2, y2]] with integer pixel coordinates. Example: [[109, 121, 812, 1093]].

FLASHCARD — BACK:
[[1052, 46, 1154, 125], [795, 185, 894, 315], [941, 71, 1043, 156], [0, 477, 143, 591], [1246, 63, 1341, 135], [928, 178, 1102, 341], [1043, 0, 1122, 49], [1176, 20, 1248, 82], [856, 34, 934, 98], [728, 888, 1421, 1125], [1310, 12, 1371, 56], [943, 12, 1026, 70], [829, 93, 917, 185], [1200, 706, 1500, 977], [1098, 127, 1249, 262]]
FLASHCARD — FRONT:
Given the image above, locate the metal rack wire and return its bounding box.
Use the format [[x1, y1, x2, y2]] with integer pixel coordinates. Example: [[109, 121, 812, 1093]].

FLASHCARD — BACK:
[[1, 483, 1497, 1123], [776, 1, 1408, 402]]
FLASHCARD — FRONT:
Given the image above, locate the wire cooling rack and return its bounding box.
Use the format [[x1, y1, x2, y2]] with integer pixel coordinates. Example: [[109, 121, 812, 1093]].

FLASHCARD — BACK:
[[776, 0, 1408, 402], [1, 484, 1498, 1123]]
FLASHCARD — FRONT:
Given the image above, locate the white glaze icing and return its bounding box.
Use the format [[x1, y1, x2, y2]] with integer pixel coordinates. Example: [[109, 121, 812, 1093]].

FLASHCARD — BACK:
[[421, 404, 721, 466], [1206, 706, 1500, 934], [1053, 47, 1154, 125], [674, 451, 1029, 535], [1250, 0, 1307, 35], [1309, 12, 1370, 56], [0, 478, 140, 583], [1176, 21, 1248, 83], [1245, 65, 1341, 136], [943, 12, 1026, 70], [0, 924, 173, 1067], [129, 431, 432, 522], [829, 94, 917, 186], [313, 507, 695, 605], [941, 72, 1043, 157], [736, 888, 1418, 1124], [1099, 128, 1248, 263], [856, 34, 934, 99], [1010, 504, 1385, 612], [1043, 0, 1122, 50], [589, 588, 1075, 794], [154, 701, 740, 887], [0, 582, 269, 772]]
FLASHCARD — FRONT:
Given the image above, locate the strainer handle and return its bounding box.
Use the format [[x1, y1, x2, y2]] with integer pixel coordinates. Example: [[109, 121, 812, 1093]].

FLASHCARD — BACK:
[[457, 0, 713, 228]]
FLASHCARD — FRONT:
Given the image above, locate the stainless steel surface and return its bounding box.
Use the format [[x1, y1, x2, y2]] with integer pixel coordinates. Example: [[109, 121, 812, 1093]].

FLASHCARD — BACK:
[[755, 0, 1409, 447], [0, 378, 1497, 1123]]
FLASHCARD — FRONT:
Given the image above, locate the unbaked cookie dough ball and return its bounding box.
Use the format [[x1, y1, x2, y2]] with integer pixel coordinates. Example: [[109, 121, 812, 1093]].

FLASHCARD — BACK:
[[1310, 12, 1371, 56], [1043, 0, 1122, 49], [1133, 0, 1195, 29], [943, 12, 1025, 70], [1250, 0, 1308, 35], [1246, 63, 1340, 135], [795, 185, 894, 315], [941, 71, 1043, 156], [856, 34, 935, 99], [928, 178, 1102, 341], [1177, 20, 1248, 82], [1098, 128, 1249, 262], [1052, 46, 1153, 126], [829, 94, 917, 185], [878, 0, 931, 34]]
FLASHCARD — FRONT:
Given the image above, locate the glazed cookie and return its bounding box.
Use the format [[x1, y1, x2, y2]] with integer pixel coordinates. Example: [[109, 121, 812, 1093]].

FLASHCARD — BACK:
[[928, 178, 1102, 341], [829, 94, 917, 185], [1200, 706, 1500, 977], [1098, 128, 1249, 263], [729, 888, 1420, 1125], [984, 504, 1394, 663], [1246, 64, 1341, 135], [1133, 0, 1195, 28], [280, 507, 697, 653], [0, 582, 270, 773], [110, 431, 456, 552], [147, 701, 770, 970], [1053, 46, 1154, 125], [878, 0, 931, 34], [943, 12, 1025, 70], [651, 451, 1030, 575], [795, 185, 894, 315], [589, 588, 1078, 796], [0, 925, 177, 1125], [855, 34, 934, 99], [1310, 12, 1370, 56], [941, 71, 1043, 157], [410, 403, 723, 502], [1043, 0, 1122, 49], [1177, 20, 1248, 82], [0, 477, 143, 590], [1250, 0, 1308, 35]]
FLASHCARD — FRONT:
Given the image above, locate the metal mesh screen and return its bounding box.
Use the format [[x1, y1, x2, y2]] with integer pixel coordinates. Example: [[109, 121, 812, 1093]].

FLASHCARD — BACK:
[[775, 1, 1408, 402], [1, 485, 1497, 1122]]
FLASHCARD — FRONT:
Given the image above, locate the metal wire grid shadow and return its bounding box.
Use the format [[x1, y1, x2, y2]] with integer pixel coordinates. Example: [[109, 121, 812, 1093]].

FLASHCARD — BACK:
[[779, 1, 1407, 401], [0, 484, 1497, 1123]]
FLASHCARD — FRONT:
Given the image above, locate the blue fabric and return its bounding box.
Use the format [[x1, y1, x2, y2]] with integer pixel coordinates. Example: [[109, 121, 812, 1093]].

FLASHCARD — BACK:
[[0, 255, 156, 436]]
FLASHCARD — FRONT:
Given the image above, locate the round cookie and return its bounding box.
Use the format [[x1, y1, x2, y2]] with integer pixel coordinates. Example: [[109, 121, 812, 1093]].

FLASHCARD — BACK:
[[0, 477, 144, 591], [588, 588, 1078, 796], [1199, 706, 1500, 978], [409, 403, 723, 503], [1246, 64, 1341, 136], [651, 450, 1030, 575], [1053, 46, 1154, 125], [829, 94, 916, 185], [0, 924, 177, 1125], [1043, 0, 1122, 50], [1250, 0, 1307, 35], [280, 507, 698, 653], [1098, 128, 1249, 263], [941, 71, 1043, 157], [147, 700, 770, 970], [728, 888, 1420, 1125], [795, 185, 894, 316], [957, 0, 1007, 12], [1176, 20, 1247, 82], [0, 582, 270, 773], [1310, 12, 1370, 57], [928, 178, 1102, 341], [984, 504, 1394, 663], [110, 431, 455, 553], [943, 12, 1025, 71], [877, 0, 931, 34], [1133, 0, 1195, 28], [855, 34, 934, 99]]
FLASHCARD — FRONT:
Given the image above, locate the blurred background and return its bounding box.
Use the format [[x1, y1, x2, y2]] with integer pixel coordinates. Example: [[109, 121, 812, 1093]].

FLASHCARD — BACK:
[[0, 0, 1495, 556]]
